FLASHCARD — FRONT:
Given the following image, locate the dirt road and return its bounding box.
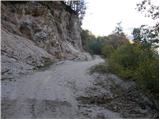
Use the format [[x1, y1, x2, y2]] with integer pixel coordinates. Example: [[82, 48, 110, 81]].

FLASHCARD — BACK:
[[1, 57, 121, 118]]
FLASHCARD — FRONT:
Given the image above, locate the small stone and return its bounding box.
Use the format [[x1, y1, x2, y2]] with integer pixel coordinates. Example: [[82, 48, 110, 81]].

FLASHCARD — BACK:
[[97, 112, 105, 118]]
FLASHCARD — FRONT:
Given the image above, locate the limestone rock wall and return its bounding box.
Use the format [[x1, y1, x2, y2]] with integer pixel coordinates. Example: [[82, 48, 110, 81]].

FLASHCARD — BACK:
[[1, 1, 89, 80], [2, 1, 83, 57]]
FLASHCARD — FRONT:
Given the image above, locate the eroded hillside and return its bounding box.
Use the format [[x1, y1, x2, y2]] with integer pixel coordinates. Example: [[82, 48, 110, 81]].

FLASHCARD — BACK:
[[1, 1, 91, 80]]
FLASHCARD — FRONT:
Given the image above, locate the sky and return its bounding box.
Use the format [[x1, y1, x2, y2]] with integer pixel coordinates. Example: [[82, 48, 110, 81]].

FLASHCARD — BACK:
[[82, 0, 158, 38]]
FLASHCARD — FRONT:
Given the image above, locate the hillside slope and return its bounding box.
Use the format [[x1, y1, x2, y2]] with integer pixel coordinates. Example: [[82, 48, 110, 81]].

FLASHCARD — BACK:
[[1, 1, 91, 80]]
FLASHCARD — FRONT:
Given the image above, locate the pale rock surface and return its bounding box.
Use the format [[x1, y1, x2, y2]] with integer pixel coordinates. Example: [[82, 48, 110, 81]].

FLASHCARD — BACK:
[[1, 1, 92, 80]]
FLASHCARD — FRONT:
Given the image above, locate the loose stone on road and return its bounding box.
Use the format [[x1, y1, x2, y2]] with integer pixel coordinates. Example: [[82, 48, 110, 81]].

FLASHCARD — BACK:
[[1, 57, 121, 119]]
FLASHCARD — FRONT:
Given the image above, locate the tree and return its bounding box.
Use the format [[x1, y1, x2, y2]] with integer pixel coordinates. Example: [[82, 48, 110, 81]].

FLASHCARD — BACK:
[[113, 22, 125, 37], [132, 28, 142, 42], [137, 0, 159, 20], [64, 0, 86, 21], [135, 0, 159, 47], [81, 29, 95, 51], [104, 34, 129, 49]]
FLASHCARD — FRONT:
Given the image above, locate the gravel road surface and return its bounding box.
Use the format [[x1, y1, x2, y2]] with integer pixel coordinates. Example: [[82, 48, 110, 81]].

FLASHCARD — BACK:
[[1, 57, 121, 118]]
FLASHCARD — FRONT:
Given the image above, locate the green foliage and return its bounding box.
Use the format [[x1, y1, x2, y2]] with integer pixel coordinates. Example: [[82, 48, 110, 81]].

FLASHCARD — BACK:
[[107, 43, 159, 101], [81, 23, 129, 56], [88, 39, 104, 55], [135, 57, 159, 91], [108, 44, 138, 79], [93, 42, 159, 103], [101, 45, 115, 58], [82, 22, 158, 103], [132, 28, 142, 41], [81, 30, 129, 56], [81, 30, 105, 55], [134, 48, 159, 100], [135, 0, 159, 46], [81, 30, 95, 52], [104, 34, 129, 48], [100, 32, 129, 58], [132, 25, 159, 47]]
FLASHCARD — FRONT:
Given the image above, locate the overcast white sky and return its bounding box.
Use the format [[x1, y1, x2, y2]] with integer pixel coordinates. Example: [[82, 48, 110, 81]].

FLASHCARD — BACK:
[[82, 0, 158, 38]]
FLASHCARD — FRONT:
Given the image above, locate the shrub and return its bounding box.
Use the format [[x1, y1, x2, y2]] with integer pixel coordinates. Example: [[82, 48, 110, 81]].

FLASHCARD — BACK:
[[90, 41, 159, 104], [81, 30, 96, 52], [103, 34, 129, 49], [88, 40, 103, 55], [108, 44, 140, 79], [101, 45, 115, 58], [134, 50, 159, 101], [81, 30, 129, 56], [107, 43, 159, 102]]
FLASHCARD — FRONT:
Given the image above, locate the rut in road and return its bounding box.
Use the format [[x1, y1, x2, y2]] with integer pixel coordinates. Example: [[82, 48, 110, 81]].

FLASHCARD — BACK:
[[1, 57, 122, 119]]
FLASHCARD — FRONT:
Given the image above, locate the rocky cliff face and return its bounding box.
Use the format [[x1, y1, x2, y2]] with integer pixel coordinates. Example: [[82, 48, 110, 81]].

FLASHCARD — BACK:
[[1, 1, 91, 80]]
